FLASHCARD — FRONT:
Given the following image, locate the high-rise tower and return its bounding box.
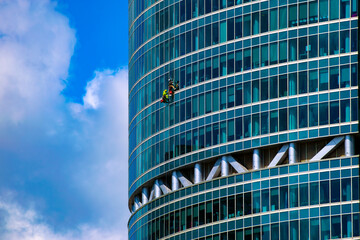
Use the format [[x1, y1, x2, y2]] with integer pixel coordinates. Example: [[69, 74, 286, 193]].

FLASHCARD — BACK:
[[128, 0, 359, 239]]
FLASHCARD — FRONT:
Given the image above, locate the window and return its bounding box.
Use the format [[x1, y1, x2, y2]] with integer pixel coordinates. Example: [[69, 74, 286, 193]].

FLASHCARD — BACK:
[[261, 10, 268, 33], [186, 98, 192, 120], [271, 188, 279, 210], [351, 64, 358, 86], [309, 104, 318, 127], [330, 101, 340, 124], [310, 182, 319, 205], [319, 0, 329, 21], [252, 12, 260, 35], [244, 82, 251, 104], [261, 78, 269, 100], [351, 0, 357, 16], [309, 0, 319, 23], [299, 3, 308, 25], [353, 177, 359, 200], [352, 99, 358, 121], [289, 73, 297, 96], [289, 39, 297, 62], [330, 32, 339, 54], [340, 30, 350, 53], [244, 115, 251, 138], [206, 92, 212, 114], [243, 15, 251, 37], [279, 41, 287, 63], [199, 93, 205, 115], [252, 46, 260, 69], [253, 190, 261, 213], [299, 37, 307, 60], [272, 224, 280, 240], [319, 103, 328, 125], [220, 197, 227, 220], [280, 186, 288, 209], [270, 76, 278, 99], [192, 63, 198, 84], [205, 25, 212, 47], [236, 194, 243, 216], [235, 50, 243, 72], [319, 68, 329, 91], [220, 54, 227, 76], [289, 185, 298, 208], [213, 122, 219, 145], [309, 35, 318, 58], [279, 7, 287, 29], [243, 48, 251, 70], [330, 0, 340, 19], [227, 53, 234, 75], [309, 70, 318, 92], [261, 112, 269, 134], [212, 22, 219, 45], [263, 225, 270, 240], [213, 199, 219, 222], [321, 217, 331, 239], [213, 56, 219, 78], [186, 31, 191, 54], [270, 43, 278, 64], [228, 196, 235, 218], [213, 89, 219, 112], [206, 201, 212, 223], [235, 17, 242, 39], [341, 99, 350, 122], [351, 29, 357, 51], [228, 85, 235, 108], [299, 71, 308, 94], [340, 65, 350, 87], [289, 5, 298, 27], [252, 80, 259, 102], [270, 110, 278, 133], [290, 220, 299, 240], [279, 75, 288, 97], [220, 87, 226, 110], [235, 83, 243, 106], [228, 119, 235, 142], [199, 61, 205, 82], [342, 178, 351, 201], [227, 18, 234, 41], [320, 181, 329, 204], [244, 192, 252, 215], [252, 114, 260, 136], [289, 107, 297, 130], [270, 8, 278, 31], [220, 21, 227, 43], [261, 44, 269, 67], [319, 34, 328, 56], [330, 67, 339, 89], [262, 189, 270, 212], [331, 216, 341, 238], [310, 219, 320, 240], [235, 117, 243, 140]]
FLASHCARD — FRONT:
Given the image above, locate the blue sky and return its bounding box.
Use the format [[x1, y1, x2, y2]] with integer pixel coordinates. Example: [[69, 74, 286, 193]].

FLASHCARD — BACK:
[[0, 0, 129, 239]]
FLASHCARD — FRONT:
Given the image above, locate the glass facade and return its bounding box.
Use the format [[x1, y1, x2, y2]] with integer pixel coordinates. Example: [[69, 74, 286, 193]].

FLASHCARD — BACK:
[[128, 157, 359, 239], [128, 0, 359, 239]]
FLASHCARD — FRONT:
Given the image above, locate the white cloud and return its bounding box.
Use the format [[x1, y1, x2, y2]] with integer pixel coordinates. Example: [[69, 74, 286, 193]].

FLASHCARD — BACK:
[[0, 200, 127, 240], [0, 0, 130, 239], [70, 68, 130, 229], [0, 0, 76, 126]]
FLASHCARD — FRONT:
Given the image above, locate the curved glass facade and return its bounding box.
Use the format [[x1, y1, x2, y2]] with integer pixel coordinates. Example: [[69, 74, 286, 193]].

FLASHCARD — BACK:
[[129, 157, 359, 239], [128, 0, 359, 239]]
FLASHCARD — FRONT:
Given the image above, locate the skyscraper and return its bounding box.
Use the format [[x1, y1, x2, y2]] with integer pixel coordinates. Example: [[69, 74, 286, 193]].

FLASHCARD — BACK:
[[128, 0, 359, 239]]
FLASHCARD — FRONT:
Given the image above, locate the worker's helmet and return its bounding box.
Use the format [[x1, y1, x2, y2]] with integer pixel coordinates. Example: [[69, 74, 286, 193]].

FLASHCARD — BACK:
[[164, 89, 167, 93]]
